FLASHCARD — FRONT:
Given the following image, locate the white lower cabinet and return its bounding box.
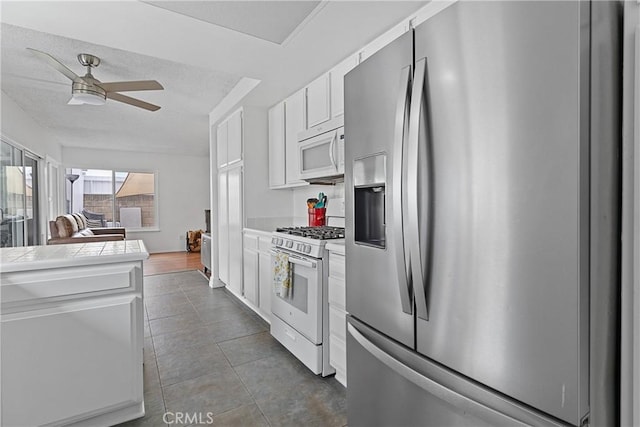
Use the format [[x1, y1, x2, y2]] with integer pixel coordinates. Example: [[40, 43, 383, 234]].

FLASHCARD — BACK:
[[327, 248, 347, 387], [241, 230, 273, 322]]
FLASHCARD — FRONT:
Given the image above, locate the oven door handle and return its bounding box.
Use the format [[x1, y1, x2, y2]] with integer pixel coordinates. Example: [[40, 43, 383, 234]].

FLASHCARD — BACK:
[[270, 249, 316, 269], [288, 257, 316, 269]]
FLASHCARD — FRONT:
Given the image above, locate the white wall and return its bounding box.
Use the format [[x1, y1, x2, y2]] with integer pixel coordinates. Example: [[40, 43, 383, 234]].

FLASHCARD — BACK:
[[61, 146, 209, 253], [1, 91, 63, 161]]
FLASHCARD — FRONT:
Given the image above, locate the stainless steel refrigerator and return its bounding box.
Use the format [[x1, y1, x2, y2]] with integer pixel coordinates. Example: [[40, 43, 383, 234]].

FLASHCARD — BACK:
[[344, 2, 621, 426]]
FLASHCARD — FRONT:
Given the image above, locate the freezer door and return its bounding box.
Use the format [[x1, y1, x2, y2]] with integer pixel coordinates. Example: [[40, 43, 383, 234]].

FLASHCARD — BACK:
[[344, 31, 414, 347], [412, 2, 588, 425], [347, 317, 566, 427]]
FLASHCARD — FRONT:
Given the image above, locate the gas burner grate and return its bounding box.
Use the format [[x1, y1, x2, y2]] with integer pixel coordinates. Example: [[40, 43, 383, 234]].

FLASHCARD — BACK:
[[276, 226, 345, 240]]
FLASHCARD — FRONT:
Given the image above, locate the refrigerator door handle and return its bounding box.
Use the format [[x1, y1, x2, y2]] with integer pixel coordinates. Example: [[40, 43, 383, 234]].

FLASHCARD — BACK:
[[408, 58, 430, 321], [348, 322, 528, 426], [393, 65, 413, 314]]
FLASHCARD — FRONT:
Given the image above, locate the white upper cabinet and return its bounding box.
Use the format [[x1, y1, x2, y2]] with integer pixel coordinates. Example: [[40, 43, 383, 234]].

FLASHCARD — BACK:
[[284, 89, 307, 185], [268, 102, 286, 188], [306, 73, 331, 128], [216, 120, 228, 168], [217, 109, 243, 169], [330, 55, 359, 119], [227, 109, 243, 166]]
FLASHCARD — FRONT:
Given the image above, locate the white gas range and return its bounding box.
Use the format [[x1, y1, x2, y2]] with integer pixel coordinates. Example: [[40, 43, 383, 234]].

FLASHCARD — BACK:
[[269, 226, 345, 377]]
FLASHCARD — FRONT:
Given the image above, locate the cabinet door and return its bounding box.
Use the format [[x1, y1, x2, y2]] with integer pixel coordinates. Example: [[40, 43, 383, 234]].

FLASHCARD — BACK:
[[285, 89, 307, 185], [216, 121, 228, 168], [243, 247, 259, 306], [330, 55, 359, 119], [217, 171, 229, 284], [227, 166, 243, 296], [227, 109, 243, 165], [1, 295, 143, 426], [306, 74, 331, 128], [259, 249, 272, 319], [268, 102, 286, 188]]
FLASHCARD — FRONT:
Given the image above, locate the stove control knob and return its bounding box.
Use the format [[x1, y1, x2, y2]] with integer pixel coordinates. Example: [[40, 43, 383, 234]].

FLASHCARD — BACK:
[[286, 241, 294, 248], [277, 238, 283, 245], [304, 245, 312, 254], [271, 237, 277, 244], [296, 243, 302, 251]]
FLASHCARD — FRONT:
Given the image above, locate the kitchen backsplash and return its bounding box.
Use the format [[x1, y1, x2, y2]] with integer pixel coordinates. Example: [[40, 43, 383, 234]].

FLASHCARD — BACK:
[[292, 183, 345, 226]]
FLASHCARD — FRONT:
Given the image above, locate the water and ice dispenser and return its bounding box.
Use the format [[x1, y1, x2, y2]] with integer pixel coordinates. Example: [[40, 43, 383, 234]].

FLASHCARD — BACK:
[[353, 154, 386, 249]]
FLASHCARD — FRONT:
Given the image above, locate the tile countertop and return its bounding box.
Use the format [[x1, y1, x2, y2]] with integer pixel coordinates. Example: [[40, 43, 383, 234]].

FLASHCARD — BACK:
[[0, 240, 149, 273], [326, 239, 345, 255]]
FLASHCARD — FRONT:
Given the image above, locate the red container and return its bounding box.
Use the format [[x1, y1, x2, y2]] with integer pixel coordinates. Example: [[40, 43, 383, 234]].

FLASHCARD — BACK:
[[308, 207, 326, 227]]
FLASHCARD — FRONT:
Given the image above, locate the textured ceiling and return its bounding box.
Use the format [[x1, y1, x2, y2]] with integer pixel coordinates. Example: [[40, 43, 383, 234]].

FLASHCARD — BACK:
[[0, 1, 428, 157], [144, 1, 322, 44], [1, 24, 240, 156]]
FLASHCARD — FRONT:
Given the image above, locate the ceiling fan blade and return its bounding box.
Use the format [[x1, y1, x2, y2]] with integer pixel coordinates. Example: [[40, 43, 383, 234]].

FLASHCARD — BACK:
[[107, 92, 161, 112], [97, 80, 164, 93], [27, 48, 80, 82]]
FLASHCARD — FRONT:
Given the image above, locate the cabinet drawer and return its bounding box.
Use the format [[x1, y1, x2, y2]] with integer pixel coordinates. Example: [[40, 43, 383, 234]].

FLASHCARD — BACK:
[[328, 252, 345, 280], [243, 234, 259, 250], [271, 315, 322, 375], [329, 304, 347, 341], [1, 263, 140, 306], [258, 237, 273, 252], [328, 276, 346, 310]]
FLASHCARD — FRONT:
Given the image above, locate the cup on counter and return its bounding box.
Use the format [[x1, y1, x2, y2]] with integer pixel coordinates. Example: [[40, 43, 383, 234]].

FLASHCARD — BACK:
[[308, 207, 326, 227]]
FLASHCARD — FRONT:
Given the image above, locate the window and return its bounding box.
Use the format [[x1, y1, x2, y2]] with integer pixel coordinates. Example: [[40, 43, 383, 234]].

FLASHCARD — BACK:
[[66, 168, 157, 229]]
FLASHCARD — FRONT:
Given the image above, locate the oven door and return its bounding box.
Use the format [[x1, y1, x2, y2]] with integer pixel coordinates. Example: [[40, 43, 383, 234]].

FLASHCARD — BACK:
[[270, 248, 323, 344]]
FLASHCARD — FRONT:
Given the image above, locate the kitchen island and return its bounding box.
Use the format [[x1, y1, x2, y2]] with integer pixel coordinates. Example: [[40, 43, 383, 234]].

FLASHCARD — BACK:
[[0, 240, 149, 427]]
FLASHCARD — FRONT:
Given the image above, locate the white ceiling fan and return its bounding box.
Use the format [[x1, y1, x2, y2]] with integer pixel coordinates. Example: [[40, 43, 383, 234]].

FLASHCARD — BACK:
[[27, 48, 164, 111]]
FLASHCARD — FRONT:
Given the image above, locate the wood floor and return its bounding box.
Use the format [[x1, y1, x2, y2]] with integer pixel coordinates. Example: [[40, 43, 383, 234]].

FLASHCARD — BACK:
[[143, 251, 205, 276]]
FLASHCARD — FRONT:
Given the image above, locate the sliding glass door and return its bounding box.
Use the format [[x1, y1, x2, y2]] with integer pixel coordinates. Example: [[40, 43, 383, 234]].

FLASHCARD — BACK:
[[0, 140, 42, 247]]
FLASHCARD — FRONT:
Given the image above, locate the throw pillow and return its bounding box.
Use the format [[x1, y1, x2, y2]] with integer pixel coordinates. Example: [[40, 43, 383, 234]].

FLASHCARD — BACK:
[[55, 214, 79, 238], [86, 218, 103, 228], [72, 213, 86, 230]]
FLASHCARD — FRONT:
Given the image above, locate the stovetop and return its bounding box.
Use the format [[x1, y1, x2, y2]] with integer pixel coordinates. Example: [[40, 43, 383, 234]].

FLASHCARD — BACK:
[[272, 226, 345, 258], [275, 226, 345, 240]]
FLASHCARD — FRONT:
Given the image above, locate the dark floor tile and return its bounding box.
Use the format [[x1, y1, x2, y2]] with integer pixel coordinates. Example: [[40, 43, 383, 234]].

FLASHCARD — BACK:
[[176, 271, 209, 288], [147, 301, 198, 321], [233, 353, 317, 402], [209, 404, 269, 427], [218, 331, 287, 367], [118, 411, 168, 427], [144, 280, 183, 298], [146, 292, 190, 311], [203, 316, 268, 344], [143, 353, 161, 390], [149, 311, 203, 337], [163, 367, 253, 425], [256, 380, 347, 427], [195, 303, 249, 325], [152, 325, 217, 357], [156, 342, 231, 387]]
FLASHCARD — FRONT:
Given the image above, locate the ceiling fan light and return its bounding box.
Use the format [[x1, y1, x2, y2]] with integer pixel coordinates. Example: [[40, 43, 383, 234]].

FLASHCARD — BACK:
[[70, 91, 106, 106]]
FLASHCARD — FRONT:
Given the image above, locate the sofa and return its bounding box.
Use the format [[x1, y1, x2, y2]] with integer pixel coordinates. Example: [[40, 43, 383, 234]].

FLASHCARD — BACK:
[[48, 213, 126, 245]]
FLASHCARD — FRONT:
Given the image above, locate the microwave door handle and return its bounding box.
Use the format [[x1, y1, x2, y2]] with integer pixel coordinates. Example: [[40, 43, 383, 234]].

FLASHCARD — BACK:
[[329, 132, 337, 170], [407, 58, 431, 321], [393, 65, 413, 315]]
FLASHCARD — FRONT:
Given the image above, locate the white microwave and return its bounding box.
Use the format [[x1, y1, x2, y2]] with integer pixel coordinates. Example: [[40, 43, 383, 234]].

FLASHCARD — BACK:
[[298, 117, 345, 183]]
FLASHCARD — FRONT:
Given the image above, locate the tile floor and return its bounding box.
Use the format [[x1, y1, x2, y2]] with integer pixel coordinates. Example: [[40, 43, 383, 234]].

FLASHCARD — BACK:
[[120, 270, 347, 427]]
